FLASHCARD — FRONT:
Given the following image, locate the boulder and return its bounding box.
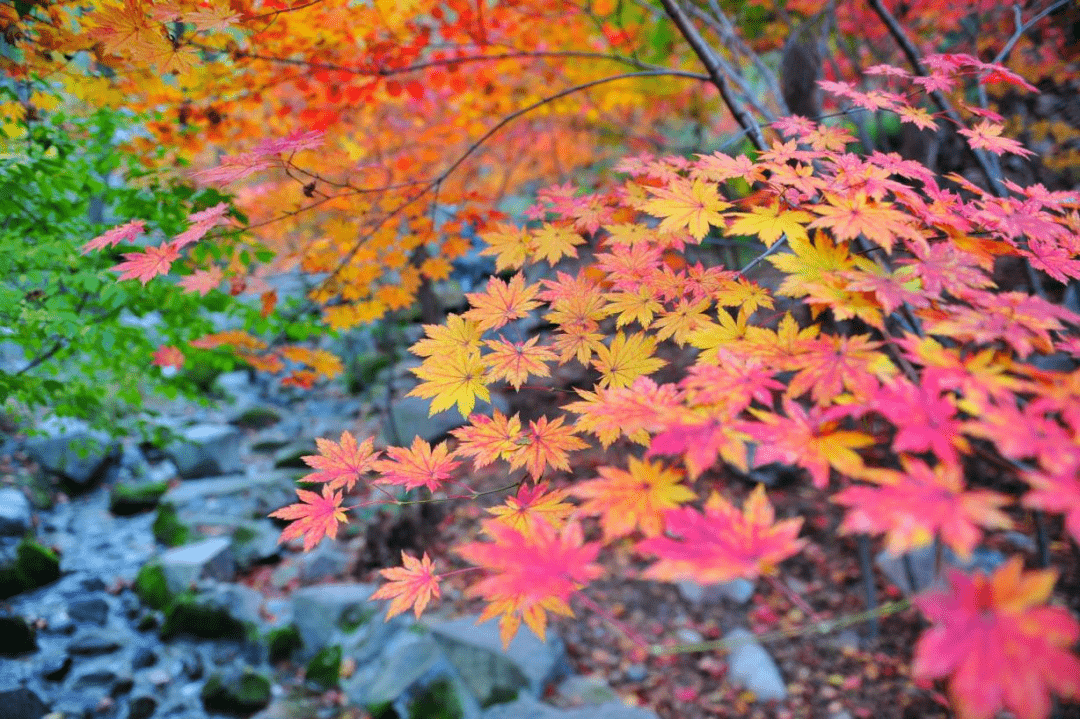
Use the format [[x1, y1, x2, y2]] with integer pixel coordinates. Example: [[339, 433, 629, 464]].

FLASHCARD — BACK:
[[290, 583, 379, 657], [0, 487, 32, 537], [428, 614, 571, 706], [166, 424, 243, 479], [24, 417, 120, 490], [0, 613, 37, 656], [0, 688, 48, 719], [0, 536, 61, 600], [201, 668, 272, 715], [108, 480, 169, 516], [158, 536, 235, 594]]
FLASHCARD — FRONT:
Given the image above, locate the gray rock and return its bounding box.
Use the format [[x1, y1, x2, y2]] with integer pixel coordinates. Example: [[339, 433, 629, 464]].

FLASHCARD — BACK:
[[342, 632, 446, 709], [128, 695, 158, 719], [195, 582, 265, 626], [0, 688, 48, 719], [676, 579, 755, 606], [67, 596, 110, 626], [554, 675, 619, 707], [0, 488, 32, 537], [24, 418, 120, 489], [201, 668, 272, 715], [0, 613, 36, 656], [296, 540, 351, 584], [68, 628, 124, 656], [383, 394, 510, 445], [290, 583, 379, 657], [230, 520, 283, 571], [875, 544, 1006, 596], [480, 696, 659, 719], [166, 424, 243, 479], [723, 628, 787, 701], [163, 471, 299, 522], [159, 537, 235, 594], [428, 614, 571, 706]]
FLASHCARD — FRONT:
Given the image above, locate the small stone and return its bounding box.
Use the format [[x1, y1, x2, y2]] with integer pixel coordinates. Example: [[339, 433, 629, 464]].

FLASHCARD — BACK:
[[131, 646, 158, 669], [67, 596, 110, 626], [624, 664, 647, 682], [724, 628, 787, 701], [128, 696, 158, 719], [40, 653, 72, 681], [72, 668, 117, 689], [0, 613, 37, 656], [0, 487, 33, 537], [181, 650, 205, 680], [68, 629, 123, 656]]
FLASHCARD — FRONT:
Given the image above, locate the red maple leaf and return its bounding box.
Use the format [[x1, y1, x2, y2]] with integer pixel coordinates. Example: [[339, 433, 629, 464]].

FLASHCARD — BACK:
[[111, 242, 181, 284], [151, 345, 184, 370], [301, 431, 379, 491], [457, 520, 603, 647], [370, 551, 441, 619], [178, 267, 224, 295], [638, 485, 806, 584], [913, 558, 1080, 719], [269, 486, 347, 551], [81, 219, 145, 254]]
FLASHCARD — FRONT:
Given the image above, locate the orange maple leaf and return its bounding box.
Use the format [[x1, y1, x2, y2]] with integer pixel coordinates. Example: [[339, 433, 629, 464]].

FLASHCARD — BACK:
[[571, 457, 695, 539], [486, 482, 575, 536], [591, 332, 666, 389], [370, 551, 441, 620], [507, 415, 588, 479], [463, 272, 542, 332], [638, 485, 806, 583], [81, 219, 145, 254], [372, 436, 460, 492], [301, 431, 379, 491], [269, 485, 347, 551], [178, 267, 223, 295], [450, 410, 526, 468], [482, 335, 556, 390], [958, 120, 1035, 157]]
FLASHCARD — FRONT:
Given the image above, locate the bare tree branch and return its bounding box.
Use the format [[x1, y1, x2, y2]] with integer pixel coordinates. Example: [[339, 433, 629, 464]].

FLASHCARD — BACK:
[[657, 0, 768, 152]]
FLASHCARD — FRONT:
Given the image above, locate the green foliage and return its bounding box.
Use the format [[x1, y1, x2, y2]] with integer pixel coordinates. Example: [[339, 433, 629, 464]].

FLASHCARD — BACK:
[[109, 479, 169, 515], [152, 502, 192, 547], [133, 561, 172, 610], [0, 96, 265, 438], [407, 679, 463, 719]]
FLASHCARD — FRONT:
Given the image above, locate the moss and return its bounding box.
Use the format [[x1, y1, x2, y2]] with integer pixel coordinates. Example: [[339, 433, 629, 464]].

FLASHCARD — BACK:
[[201, 669, 271, 714], [160, 593, 247, 640], [133, 562, 171, 610], [407, 679, 463, 719], [264, 625, 303, 663], [109, 480, 169, 516], [304, 645, 342, 690], [346, 352, 394, 395], [480, 687, 519, 709], [232, 406, 281, 429], [339, 604, 377, 634], [366, 701, 399, 719], [1, 538, 61, 599], [231, 525, 258, 544], [152, 502, 191, 547]]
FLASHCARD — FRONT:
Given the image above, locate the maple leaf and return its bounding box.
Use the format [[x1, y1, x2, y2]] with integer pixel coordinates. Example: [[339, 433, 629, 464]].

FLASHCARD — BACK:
[[151, 345, 184, 370], [571, 457, 695, 539], [189, 330, 266, 351], [370, 551, 441, 619], [564, 377, 681, 448], [638, 485, 806, 583], [507, 415, 588, 480], [1022, 466, 1080, 546], [604, 286, 664, 330], [746, 400, 872, 488], [808, 192, 921, 253], [81, 219, 145, 254], [958, 121, 1034, 157], [178, 267, 223, 295], [457, 520, 603, 647], [450, 410, 526, 468], [409, 314, 483, 359], [913, 558, 1080, 719], [482, 335, 555, 390], [269, 485, 347, 551], [868, 378, 971, 466], [409, 350, 491, 417], [301, 431, 379, 491], [782, 334, 895, 405], [486, 482, 575, 536], [531, 223, 584, 265], [173, 202, 230, 248], [725, 202, 811, 247], [372, 436, 460, 493], [111, 242, 181, 284], [641, 178, 730, 241], [463, 273, 542, 332], [591, 332, 666, 389], [833, 456, 1012, 559], [479, 223, 533, 271], [280, 346, 343, 380], [651, 298, 713, 346], [648, 413, 752, 477]]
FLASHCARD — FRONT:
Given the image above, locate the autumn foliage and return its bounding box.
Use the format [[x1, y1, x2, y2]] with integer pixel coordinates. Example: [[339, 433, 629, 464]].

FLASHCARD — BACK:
[[15, 0, 1080, 716]]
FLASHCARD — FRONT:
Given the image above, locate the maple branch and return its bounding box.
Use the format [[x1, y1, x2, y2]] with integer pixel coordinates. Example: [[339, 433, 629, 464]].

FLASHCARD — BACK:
[[865, 0, 1006, 196], [657, 0, 768, 152], [736, 235, 788, 277], [993, 0, 1071, 66]]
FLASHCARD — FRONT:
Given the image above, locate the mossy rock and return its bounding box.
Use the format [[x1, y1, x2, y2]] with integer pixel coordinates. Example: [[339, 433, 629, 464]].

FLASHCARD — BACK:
[[160, 593, 248, 640], [265, 625, 303, 664], [152, 503, 192, 547], [407, 679, 463, 719], [0, 538, 61, 600], [109, 480, 169, 516], [305, 645, 342, 690], [346, 352, 394, 395], [133, 562, 172, 610], [232, 407, 282, 430], [201, 668, 272, 715]]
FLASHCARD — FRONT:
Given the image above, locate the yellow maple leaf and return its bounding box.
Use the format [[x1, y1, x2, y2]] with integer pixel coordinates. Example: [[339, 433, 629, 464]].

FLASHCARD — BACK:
[[532, 223, 584, 265], [464, 272, 542, 332], [726, 202, 812, 247], [571, 457, 695, 539], [642, 178, 730, 241], [410, 314, 483, 359], [479, 223, 533, 272], [409, 351, 491, 417], [592, 332, 666, 389]]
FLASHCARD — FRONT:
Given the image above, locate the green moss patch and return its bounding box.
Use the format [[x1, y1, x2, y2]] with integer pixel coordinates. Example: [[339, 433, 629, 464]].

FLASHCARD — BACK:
[[0, 538, 61, 600], [264, 625, 303, 664], [407, 679, 463, 719], [160, 593, 247, 640], [201, 669, 272, 715], [305, 645, 342, 690], [152, 503, 191, 547], [133, 562, 171, 610], [109, 480, 169, 516]]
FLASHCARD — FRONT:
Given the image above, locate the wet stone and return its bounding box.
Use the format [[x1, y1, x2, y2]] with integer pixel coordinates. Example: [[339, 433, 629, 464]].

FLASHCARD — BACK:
[[67, 596, 110, 625], [68, 628, 123, 656]]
